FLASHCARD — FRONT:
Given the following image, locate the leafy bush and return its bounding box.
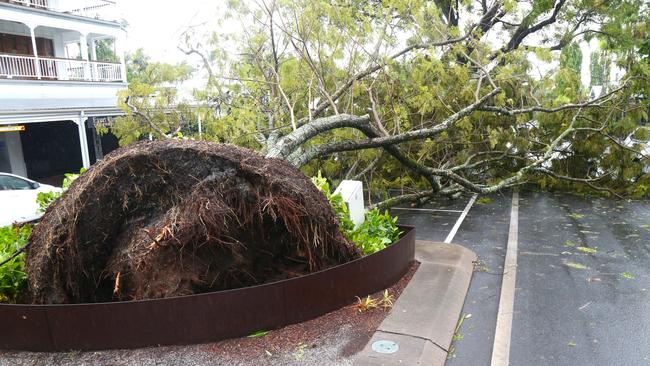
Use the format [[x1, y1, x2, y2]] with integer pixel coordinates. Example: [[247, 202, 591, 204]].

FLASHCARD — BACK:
[[349, 208, 400, 255], [312, 173, 400, 255], [36, 169, 83, 212], [0, 225, 31, 302]]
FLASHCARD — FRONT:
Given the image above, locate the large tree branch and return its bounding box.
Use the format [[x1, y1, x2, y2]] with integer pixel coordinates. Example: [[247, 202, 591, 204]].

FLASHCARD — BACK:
[[291, 88, 501, 161]]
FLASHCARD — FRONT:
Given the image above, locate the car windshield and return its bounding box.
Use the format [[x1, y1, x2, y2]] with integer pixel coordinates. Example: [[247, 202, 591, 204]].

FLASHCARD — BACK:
[[0, 175, 33, 190]]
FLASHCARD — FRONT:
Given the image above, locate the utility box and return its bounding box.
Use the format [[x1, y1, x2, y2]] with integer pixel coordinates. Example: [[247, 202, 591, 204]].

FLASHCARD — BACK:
[[334, 180, 365, 228]]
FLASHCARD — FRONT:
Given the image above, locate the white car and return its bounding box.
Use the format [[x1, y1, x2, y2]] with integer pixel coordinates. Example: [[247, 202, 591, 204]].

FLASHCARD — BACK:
[[0, 173, 62, 227]]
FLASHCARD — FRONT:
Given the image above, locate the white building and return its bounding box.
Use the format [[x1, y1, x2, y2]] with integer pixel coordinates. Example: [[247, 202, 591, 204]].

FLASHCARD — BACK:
[[0, 0, 126, 183]]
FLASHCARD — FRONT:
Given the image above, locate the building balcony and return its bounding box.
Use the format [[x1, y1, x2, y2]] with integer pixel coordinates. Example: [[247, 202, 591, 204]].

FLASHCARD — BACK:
[[1, 53, 122, 81]]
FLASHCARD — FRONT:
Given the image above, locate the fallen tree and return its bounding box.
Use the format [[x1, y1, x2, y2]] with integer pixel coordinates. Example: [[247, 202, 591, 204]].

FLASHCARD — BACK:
[[26, 140, 359, 304], [157, 0, 649, 205]]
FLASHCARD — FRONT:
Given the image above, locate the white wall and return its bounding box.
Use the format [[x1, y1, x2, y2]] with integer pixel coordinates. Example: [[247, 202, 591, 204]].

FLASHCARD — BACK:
[[0, 80, 124, 110]]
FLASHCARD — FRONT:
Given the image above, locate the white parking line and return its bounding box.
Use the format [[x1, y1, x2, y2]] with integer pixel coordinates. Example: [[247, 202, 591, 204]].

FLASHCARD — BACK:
[[390, 207, 463, 213], [444, 194, 478, 243], [490, 191, 519, 366]]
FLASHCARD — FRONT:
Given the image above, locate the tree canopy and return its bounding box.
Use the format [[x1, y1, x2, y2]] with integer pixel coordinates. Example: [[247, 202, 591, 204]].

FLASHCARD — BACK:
[[117, 0, 650, 206]]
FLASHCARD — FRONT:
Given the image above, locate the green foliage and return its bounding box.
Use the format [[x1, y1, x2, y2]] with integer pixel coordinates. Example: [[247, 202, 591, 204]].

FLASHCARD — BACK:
[[36, 169, 83, 213], [247, 330, 269, 338], [178, 0, 649, 198], [560, 42, 583, 74], [94, 38, 119, 63], [312, 173, 400, 255], [105, 49, 195, 146], [590, 51, 607, 86], [0, 225, 31, 302], [349, 209, 401, 255]]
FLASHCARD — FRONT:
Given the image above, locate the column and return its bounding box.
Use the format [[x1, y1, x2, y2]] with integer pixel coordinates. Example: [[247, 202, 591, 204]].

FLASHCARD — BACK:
[[114, 33, 128, 82], [80, 33, 90, 81], [29, 25, 42, 79], [90, 38, 97, 61], [77, 113, 91, 169], [90, 37, 98, 80]]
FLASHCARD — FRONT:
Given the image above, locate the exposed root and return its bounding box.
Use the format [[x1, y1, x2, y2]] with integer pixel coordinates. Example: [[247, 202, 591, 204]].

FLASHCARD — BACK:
[[26, 140, 360, 304]]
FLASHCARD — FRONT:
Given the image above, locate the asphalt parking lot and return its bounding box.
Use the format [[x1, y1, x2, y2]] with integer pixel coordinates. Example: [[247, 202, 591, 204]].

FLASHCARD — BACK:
[[394, 191, 650, 366]]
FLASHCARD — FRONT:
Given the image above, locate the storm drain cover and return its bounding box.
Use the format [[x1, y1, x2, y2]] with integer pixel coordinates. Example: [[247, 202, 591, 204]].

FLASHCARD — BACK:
[[372, 340, 399, 354]]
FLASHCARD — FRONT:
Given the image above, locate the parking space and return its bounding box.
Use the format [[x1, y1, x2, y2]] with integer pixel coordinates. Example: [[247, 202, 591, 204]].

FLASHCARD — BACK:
[[396, 191, 650, 366], [511, 192, 650, 366]]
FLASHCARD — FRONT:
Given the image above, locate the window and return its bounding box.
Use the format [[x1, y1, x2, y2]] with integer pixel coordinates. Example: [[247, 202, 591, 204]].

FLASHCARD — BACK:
[[0, 175, 33, 190]]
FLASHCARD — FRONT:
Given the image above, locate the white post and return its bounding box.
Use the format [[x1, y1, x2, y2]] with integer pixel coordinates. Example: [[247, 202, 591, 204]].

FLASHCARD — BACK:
[[114, 33, 127, 82], [90, 37, 98, 80], [198, 113, 202, 138], [90, 38, 97, 61], [79, 33, 90, 80], [77, 113, 91, 169], [29, 26, 42, 79]]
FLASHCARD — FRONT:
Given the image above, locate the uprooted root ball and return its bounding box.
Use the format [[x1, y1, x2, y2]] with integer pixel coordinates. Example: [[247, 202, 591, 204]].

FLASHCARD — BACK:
[[26, 140, 360, 304]]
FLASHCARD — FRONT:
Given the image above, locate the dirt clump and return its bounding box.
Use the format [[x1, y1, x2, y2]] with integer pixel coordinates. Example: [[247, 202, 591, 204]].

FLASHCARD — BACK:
[[25, 140, 360, 304]]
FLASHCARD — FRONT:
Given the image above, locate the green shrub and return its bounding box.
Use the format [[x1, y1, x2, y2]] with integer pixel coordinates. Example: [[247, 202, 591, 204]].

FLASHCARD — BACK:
[[312, 173, 400, 255], [0, 224, 31, 302], [349, 208, 400, 255]]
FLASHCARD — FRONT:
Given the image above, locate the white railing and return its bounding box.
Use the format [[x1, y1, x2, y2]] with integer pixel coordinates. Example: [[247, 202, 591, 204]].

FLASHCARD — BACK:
[[90, 61, 122, 82], [0, 54, 123, 82], [8, 0, 49, 9], [0, 54, 37, 78], [39, 57, 88, 80]]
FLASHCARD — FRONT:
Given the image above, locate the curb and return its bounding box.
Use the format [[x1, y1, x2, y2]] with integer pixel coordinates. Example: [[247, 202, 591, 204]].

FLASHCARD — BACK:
[[353, 240, 477, 366]]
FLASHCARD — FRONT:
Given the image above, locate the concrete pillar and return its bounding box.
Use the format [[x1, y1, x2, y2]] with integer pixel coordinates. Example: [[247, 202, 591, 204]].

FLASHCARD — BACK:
[[29, 26, 42, 79], [6, 131, 27, 177], [77, 113, 91, 169]]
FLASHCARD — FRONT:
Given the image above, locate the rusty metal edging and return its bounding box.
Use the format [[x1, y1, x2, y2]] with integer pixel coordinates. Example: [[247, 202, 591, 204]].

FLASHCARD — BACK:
[[0, 226, 415, 352]]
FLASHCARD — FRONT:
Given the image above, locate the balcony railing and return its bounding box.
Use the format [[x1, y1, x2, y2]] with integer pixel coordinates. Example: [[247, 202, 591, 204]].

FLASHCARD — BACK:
[[3, 0, 118, 21], [7, 0, 48, 9], [0, 54, 123, 82]]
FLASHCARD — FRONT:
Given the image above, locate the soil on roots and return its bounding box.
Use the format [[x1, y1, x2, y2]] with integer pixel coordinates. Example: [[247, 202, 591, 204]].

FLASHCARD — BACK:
[[25, 140, 360, 304]]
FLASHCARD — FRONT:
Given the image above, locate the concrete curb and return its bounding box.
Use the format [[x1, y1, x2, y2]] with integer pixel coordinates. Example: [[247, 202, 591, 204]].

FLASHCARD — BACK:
[[353, 241, 477, 366]]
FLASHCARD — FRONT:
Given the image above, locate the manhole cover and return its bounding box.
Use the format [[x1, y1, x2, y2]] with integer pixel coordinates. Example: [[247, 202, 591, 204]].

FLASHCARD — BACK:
[[372, 340, 399, 354]]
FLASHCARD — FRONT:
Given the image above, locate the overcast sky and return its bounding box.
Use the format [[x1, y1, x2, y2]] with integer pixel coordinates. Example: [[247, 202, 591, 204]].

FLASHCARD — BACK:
[[113, 1, 605, 96], [116, 0, 219, 64]]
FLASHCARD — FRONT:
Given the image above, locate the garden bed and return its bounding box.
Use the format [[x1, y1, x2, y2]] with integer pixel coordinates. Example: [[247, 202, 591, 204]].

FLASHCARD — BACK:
[[0, 226, 415, 352]]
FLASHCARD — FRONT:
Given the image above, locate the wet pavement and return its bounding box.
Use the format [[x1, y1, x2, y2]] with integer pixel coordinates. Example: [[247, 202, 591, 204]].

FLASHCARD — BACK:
[[395, 191, 650, 366], [2, 191, 648, 365]]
